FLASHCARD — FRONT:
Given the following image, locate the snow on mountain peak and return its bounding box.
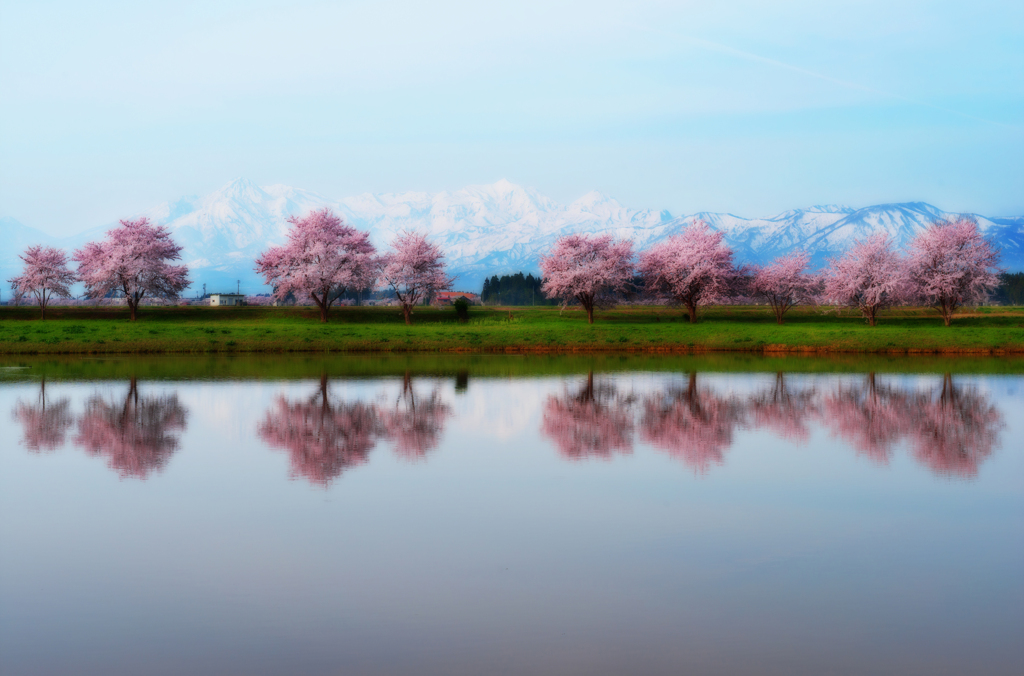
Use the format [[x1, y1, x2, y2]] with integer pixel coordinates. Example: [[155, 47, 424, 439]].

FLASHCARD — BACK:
[[2, 182, 1019, 295]]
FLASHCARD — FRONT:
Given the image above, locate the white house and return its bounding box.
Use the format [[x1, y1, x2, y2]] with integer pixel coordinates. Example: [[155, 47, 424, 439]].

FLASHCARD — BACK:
[[210, 293, 245, 307]]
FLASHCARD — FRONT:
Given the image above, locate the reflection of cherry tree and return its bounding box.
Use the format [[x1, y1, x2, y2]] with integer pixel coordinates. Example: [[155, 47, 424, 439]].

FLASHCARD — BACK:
[[258, 374, 380, 486], [13, 379, 73, 452], [820, 373, 911, 465], [747, 372, 817, 442], [541, 372, 633, 460], [74, 378, 187, 479], [909, 374, 1003, 477], [640, 373, 743, 473], [379, 372, 452, 459]]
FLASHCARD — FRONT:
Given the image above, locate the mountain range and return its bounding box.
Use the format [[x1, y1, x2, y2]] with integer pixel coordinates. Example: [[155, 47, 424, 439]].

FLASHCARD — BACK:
[[2, 178, 1022, 296]]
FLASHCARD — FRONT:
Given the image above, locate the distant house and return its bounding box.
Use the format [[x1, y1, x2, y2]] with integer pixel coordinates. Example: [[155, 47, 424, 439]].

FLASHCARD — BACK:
[[435, 291, 480, 305], [210, 293, 245, 307]]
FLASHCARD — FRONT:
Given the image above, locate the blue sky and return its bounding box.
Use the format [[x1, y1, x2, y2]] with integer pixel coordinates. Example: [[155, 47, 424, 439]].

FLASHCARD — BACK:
[[1, 0, 1021, 236]]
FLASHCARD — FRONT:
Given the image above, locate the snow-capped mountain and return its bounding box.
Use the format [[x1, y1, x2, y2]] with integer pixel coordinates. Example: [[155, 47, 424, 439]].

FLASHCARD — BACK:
[[2, 179, 1021, 295]]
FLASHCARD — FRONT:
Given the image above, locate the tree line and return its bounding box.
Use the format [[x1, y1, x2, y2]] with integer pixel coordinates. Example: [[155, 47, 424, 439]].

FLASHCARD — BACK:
[[481, 273, 558, 306], [539, 217, 1003, 326], [6, 209, 1010, 327]]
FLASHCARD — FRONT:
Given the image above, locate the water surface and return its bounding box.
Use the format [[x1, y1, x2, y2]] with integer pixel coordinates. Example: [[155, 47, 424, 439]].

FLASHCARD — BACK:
[[1, 356, 1021, 675]]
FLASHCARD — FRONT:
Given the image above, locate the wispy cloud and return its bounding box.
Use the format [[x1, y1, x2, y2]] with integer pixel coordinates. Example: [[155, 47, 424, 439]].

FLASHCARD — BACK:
[[627, 22, 1018, 130]]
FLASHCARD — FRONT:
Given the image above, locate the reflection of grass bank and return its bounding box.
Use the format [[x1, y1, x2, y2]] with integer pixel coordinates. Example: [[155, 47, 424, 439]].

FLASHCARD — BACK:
[[1, 352, 1022, 383], [1, 305, 1023, 356]]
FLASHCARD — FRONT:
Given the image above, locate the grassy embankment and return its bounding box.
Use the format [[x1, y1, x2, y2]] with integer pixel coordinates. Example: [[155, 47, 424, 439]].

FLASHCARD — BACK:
[[0, 304, 1022, 356]]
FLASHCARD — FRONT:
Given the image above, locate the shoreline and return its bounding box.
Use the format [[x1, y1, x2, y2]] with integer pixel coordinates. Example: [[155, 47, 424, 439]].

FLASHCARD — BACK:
[[2, 305, 1022, 357]]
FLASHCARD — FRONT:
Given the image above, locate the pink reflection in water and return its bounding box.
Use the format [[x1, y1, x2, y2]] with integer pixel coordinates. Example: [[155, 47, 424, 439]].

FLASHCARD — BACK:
[[13, 379, 73, 452], [257, 372, 451, 485], [541, 372, 633, 460], [640, 372, 744, 473], [258, 374, 379, 486], [747, 372, 817, 443], [74, 378, 187, 479], [908, 374, 1003, 478], [379, 372, 452, 460], [821, 373, 911, 465]]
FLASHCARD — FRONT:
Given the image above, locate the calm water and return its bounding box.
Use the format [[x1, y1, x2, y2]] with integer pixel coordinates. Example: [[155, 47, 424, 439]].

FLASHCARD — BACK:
[[1, 356, 1021, 675]]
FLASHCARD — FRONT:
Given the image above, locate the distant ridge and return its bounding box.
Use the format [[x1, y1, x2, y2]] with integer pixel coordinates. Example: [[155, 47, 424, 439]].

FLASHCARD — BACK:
[[2, 179, 1021, 293]]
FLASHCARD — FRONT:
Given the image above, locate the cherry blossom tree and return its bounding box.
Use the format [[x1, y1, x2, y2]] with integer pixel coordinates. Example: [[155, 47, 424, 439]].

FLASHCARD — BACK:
[[822, 233, 906, 326], [255, 209, 377, 323], [539, 234, 634, 324], [258, 374, 380, 486], [74, 378, 187, 479], [907, 216, 1001, 326], [379, 372, 452, 459], [638, 220, 736, 323], [73, 218, 189, 321], [908, 374, 1003, 477], [750, 251, 818, 324], [13, 379, 73, 452], [640, 373, 743, 474], [8, 245, 77, 320], [541, 372, 634, 459], [378, 232, 454, 325]]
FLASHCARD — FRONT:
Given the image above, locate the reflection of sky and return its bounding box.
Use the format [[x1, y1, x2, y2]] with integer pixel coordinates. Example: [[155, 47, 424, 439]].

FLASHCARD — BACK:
[[0, 373, 1022, 675]]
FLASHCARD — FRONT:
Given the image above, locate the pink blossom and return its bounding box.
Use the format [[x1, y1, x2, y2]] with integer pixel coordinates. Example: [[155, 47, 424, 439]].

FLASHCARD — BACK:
[[539, 233, 634, 324], [907, 216, 1001, 326], [541, 372, 633, 459], [254, 209, 376, 323], [257, 375, 379, 486], [13, 380, 73, 452], [638, 221, 736, 323], [750, 251, 818, 324], [640, 373, 743, 474], [74, 379, 187, 479], [8, 245, 77, 320], [378, 232, 454, 325], [73, 218, 190, 321], [822, 233, 907, 326]]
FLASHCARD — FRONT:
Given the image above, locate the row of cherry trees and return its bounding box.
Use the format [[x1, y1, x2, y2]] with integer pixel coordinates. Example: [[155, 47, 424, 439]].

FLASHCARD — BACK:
[[6, 209, 454, 324], [8, 219, 189, 321], [541, 216, 1002, 326], [255, 209, 453, 324], [9, 209, 1002, 326]]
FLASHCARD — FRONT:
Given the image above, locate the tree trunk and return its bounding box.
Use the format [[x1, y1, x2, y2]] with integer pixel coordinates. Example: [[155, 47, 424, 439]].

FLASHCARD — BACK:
[[686, 302, 697, 323], [775, 306, 784, 325], [40, 304, 46, 321], [865, 306, 876, 327], [129, 301, 137, 322], [320, 304, 329, 323], [402, 304, 413, 325], [579, 295, 594, 324]]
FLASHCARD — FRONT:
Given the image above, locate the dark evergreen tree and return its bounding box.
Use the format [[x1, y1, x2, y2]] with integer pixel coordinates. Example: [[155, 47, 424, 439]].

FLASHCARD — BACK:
[[994, 272, 1024, 305], [479, 272, 557, 305]]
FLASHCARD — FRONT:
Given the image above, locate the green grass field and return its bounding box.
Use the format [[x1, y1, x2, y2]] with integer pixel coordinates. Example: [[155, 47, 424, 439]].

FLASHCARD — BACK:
[[1, 304, 1022, 356]]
